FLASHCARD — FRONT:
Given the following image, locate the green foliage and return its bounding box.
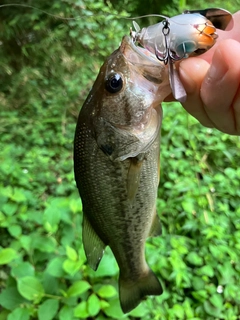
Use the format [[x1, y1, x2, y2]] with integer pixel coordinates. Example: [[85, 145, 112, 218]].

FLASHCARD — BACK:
[[0, 0, 240, 319], [186, 0, 239, 14], [149, 103, 240, 318]]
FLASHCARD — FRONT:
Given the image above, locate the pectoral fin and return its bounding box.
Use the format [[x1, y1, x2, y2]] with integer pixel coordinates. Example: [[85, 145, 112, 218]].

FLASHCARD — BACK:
[[127, 157, 143, 201], [82, 214, 106, 271], [149, 211, 162, 237]]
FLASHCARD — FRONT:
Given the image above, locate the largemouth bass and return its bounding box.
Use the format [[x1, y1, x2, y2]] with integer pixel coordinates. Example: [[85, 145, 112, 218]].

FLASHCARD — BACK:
[[74, 35, 171, 313]]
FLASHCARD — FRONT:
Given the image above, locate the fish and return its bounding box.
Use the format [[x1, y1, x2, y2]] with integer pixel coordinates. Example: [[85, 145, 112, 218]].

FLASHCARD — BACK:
[[74, 35, 171, 313], [131, 8, 233, 102]]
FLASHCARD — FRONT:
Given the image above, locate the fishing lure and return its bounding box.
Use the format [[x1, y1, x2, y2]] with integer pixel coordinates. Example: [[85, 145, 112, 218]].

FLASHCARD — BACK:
[[131, 8, 233, 102]]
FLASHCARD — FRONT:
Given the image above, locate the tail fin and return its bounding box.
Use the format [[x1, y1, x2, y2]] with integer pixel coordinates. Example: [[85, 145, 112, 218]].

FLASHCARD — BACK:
[[119, 268, 163, 313]]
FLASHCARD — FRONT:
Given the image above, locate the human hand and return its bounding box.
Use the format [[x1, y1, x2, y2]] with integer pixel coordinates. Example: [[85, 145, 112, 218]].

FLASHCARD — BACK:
[[177, 11, 240, 135]]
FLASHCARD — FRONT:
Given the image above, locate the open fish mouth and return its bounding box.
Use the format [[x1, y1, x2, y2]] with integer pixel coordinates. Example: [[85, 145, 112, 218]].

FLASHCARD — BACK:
[[119, 35, 168, 88], [120, 35, 163, 66]]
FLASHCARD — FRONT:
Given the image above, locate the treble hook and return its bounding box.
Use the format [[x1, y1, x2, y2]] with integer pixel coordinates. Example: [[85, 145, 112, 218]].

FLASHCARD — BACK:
[[154, 19, 170, 64], [155, 19, 186, 64]]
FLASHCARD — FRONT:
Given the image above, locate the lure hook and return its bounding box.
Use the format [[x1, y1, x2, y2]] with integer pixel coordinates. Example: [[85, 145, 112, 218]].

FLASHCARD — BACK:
[[154, 19, 170, 65], [154, 19, 185, 65]]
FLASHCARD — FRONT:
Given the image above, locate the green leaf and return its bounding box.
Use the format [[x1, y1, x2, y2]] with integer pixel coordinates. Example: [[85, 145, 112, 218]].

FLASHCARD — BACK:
[[69, 198, 82, 214], [186, 252, 203, 266], [67, 280, 91, 297], [0, 287, 26, 310], [181, 200, 195, 213], [191, 290, 208, 302], [87, 293, 100, 317], [38, 299, 59, 320], [19, 235, 31, 252], [7, 307, 30, 320], [100, 300, 110, 309], [8, 224, 22, 238], [46, 257, 65, 278], [74, 301, 89, 318], [0, 186, 12, 199], [59, 305, 73, 320], [63, 259, 83, 276], [209, 293, 223, 309], [192, 276, 205, 291], [66, 246, 78, 261], [103, 298, 125, 319], [209, 244, 221, 259], [172, 303, 185, 319], [32, 235, 56, 253], [11, 188, 27, 203], [17, 276, 44, 301], [0, 248, 17, 265], [198, 265, 214, 277], [97, 285, 117, 298], [129, 302, 148, 317], [11, 262, 35, 279], [0, 309, 9, 320], [42, 273, 59, 295], [2, 202, 18, 216], [204, 300, 222, 317], [182, 299, 194, 318], [0, 211, 5, 224], [43, 206, 61, 232]]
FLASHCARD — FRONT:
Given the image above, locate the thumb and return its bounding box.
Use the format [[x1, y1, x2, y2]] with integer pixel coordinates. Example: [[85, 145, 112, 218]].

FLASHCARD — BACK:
[[177, 58, 214, 127]]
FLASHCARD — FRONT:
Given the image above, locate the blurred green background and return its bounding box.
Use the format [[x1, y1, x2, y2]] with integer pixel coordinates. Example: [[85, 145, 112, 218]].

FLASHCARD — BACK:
[[0, 0, 240, 319]]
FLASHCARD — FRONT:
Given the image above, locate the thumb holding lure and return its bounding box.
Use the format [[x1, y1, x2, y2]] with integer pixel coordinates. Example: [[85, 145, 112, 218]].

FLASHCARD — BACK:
[[131, 8, 233, 102]]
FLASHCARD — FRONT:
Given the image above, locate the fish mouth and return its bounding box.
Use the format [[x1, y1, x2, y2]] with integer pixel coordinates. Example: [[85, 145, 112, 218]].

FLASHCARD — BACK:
[[120, 35, 162, 66], [120, 36, 167, 85]]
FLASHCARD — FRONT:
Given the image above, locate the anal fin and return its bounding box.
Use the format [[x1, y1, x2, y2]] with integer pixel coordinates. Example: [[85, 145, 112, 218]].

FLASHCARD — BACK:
[[82, 214, 106, 271]]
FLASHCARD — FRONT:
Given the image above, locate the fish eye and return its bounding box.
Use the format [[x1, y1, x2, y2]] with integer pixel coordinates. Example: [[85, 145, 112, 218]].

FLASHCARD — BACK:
[[105, 72, 123, 94]]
